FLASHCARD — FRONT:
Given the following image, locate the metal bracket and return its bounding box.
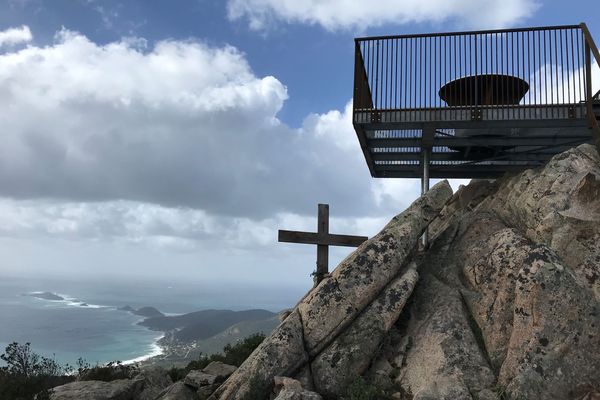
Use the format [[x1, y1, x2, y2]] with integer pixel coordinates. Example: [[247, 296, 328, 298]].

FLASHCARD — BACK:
[[471, 109, 482, 121], [568, 106, 575, 119], [370, 111, 381, 123]]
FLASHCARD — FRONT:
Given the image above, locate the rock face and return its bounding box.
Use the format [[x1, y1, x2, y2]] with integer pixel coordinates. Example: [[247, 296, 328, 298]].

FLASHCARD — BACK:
[[210, 144, 600, 400], [210, 180, 453, 399], [49, 379, 144, 400]]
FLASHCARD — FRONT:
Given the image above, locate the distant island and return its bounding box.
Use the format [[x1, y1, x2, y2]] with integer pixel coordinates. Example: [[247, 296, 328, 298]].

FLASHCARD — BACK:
[[26, 292, 64, 301]]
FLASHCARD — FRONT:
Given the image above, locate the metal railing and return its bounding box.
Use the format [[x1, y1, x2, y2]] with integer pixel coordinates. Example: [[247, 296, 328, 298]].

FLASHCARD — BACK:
[[354, 24, 599, 127]]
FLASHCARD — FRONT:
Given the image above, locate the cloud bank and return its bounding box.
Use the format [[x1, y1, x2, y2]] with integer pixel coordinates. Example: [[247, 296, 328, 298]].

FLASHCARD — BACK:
[[226, 0, 540, 31], [0, 27, 399, 220]]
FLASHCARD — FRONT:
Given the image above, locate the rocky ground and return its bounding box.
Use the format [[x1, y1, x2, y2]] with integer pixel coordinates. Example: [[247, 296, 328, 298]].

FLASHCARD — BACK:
[[46, 144, 600, 399]]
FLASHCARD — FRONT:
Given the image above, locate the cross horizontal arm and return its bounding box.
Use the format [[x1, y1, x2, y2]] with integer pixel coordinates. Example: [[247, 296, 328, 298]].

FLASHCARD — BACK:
[[278, 230, 368, 247]]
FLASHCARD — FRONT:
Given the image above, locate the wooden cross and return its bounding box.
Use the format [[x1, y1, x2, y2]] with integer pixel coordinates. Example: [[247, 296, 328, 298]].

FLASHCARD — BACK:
[[278, 204, 368, 285]]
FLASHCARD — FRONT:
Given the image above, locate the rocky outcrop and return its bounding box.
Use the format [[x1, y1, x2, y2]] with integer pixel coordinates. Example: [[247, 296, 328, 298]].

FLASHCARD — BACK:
[[210, 144, 600, 400], [272, 377, 322, 400], [48, 379, 144, 400], [210, 180, 453, 399]]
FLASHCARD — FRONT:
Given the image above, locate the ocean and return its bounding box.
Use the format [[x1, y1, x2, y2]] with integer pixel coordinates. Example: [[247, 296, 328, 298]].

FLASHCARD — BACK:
[[0, 275, 304, 367]]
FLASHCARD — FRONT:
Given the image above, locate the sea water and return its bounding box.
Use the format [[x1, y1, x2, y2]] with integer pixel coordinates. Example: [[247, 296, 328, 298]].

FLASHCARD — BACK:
[[0, 275, 303, 367]]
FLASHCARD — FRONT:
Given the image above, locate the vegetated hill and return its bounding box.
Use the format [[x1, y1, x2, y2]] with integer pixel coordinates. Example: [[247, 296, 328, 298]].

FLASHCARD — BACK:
[[190, 316, 280, 356], [139, 309, 276, 342], [133, 306, 164, 318]]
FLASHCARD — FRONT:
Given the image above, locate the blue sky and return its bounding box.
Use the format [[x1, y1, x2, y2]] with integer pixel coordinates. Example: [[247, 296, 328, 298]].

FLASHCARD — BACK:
[[0, 0, 599, 306]]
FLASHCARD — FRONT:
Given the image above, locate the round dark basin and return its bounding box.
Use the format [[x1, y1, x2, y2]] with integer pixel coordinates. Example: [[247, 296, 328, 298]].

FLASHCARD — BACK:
[[439, 74, 529, 106]]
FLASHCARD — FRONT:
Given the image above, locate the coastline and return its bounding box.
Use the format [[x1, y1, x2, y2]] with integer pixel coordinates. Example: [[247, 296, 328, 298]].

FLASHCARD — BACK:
[[122, 333, 165, 365]]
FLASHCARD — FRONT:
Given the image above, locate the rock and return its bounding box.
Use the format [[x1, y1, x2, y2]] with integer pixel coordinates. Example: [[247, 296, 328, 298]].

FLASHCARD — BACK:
[[482, 144, 600, 300], [49, 379, 143, 400], [183, 370, 217, 388], [278, 309, 293, 322], [197, 384, 219, 400], [155, 382, 198, 400], [298, 180, 453, 356], [393, 273, 496, 400], [273, 377, 322, 400], [211, 182, 452, 400], [310, 264, 419, 397], [201, 361, 236, 381], [134, 366, 173, 400]]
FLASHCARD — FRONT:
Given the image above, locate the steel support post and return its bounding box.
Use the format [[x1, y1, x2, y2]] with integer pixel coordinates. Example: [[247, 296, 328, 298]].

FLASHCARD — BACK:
[[421, 148, 430, 248]]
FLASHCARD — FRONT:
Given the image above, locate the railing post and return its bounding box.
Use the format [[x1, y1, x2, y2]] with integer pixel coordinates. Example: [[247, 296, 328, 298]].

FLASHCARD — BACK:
[[581, 23, 600, 151]]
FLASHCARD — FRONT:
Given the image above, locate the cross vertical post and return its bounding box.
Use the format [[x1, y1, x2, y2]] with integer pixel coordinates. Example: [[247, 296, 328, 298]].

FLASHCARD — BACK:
[[278, 204, 368, 286], [316, 204, 329, 284]]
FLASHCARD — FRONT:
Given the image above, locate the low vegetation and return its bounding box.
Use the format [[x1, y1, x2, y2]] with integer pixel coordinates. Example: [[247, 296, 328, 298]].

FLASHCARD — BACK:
[[1, 334, 264, 400], [168, 332, 265, 381], [0, 342, 74, 400]]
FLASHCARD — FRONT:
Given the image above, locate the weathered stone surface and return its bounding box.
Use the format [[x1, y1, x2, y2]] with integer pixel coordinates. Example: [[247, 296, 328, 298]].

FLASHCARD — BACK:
[[482, 144, 600, 299], [201, 361, 236, 382], [155, 382, 198, 400], [197, 384, 218, 400], [298, 180, 452, 355], [49, 379, 143, 400], [311, 264, 419, 397], [273, 377, 322, 400], [209, 309, 309, 400], [134, 366, 173, 400], [184, 370, 217, 388], [393, 273, 496, 400], [461, 223, 599, 399]]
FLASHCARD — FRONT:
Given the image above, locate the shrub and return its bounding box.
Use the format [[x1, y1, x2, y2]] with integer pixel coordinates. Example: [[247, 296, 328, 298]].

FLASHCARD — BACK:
[[344, 377, 390, 400], [76, 360, 138, 382], [169, 333, 266, 381], [0, 343, 74, 400]]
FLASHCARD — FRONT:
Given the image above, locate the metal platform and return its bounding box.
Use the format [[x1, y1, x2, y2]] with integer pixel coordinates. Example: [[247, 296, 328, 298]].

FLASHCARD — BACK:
[[353, 24, 600, 179]]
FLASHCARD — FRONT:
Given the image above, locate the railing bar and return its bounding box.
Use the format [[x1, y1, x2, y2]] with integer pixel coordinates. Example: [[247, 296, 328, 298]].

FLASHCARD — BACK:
[[521, 31, 525, 116], [495, 33, 499, 110], [368, 40, 372, 109], [463, 34, 467, 108], [409, 38, 413, 114], [544, 30, 548, 117], [387, 39, 391, 110], [444, 35, 448, 119], [567, 29, 577, 104], [560, 29, 565, 105], [430, 36, 433, 109], [454, 35, 457, 120], [577, 29, 582, 103], [505, 32, 509, 119], [404, 38, 407, 110], [512, 31, 515, 115], [439, 35, 442, 109], [354, 24, 581, 42], [395, 38, 398, 109], [554, 29, 559, 112], [527, 32, 532, 113]]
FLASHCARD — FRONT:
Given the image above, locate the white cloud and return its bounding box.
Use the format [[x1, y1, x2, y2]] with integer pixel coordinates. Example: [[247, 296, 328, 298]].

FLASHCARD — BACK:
[[0, 25, 32, 47], [0, 26, 430, 249], [226, 0, 540, 32]]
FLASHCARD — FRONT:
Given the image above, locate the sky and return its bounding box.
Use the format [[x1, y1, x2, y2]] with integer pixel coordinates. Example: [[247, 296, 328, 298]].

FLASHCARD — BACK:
[[0, 0, 599, 302]]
